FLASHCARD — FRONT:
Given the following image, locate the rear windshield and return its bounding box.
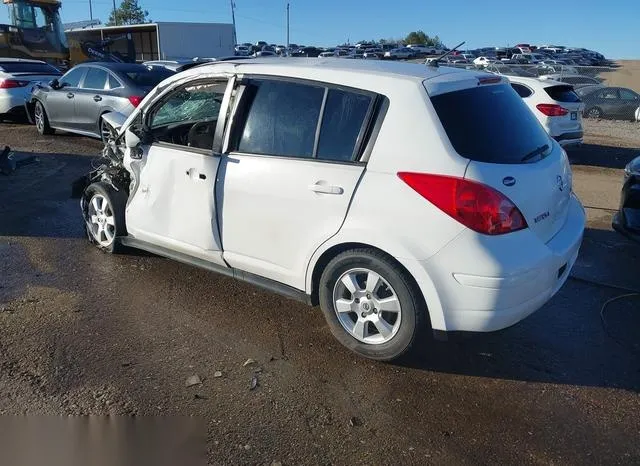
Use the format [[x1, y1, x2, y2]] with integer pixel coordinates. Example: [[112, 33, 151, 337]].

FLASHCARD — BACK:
[[123, 68, 174, 87], [545, 85, 581, 103], [430, 83, 551, 164], [0, 62, 60, 74]]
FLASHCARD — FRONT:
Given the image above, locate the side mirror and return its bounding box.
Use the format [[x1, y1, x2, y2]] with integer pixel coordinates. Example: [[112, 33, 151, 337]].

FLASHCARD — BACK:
[[49, 78, 60, 89], [125, 127, 141, 149]]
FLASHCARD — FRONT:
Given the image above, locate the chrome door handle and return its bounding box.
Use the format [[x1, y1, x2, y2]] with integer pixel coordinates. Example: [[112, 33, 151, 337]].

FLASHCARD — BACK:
[[66, 92, 74, 99], [93, 95, 102, 102], [308, 182, 344, 195]]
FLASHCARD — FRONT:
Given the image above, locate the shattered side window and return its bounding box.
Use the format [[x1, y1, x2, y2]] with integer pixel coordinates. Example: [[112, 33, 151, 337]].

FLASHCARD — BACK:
[[151, 81, 227, 128]]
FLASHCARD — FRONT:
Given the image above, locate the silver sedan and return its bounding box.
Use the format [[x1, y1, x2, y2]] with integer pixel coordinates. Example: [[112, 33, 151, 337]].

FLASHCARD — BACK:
[[29, 62, 174, 142]]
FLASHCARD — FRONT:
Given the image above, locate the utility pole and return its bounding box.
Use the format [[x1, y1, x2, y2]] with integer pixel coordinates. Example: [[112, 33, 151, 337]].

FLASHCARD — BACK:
[[112, 0, 117, 25], [286, 3, 290, 51], [230, 0, 237, 46], [89, 0, 93, 21]]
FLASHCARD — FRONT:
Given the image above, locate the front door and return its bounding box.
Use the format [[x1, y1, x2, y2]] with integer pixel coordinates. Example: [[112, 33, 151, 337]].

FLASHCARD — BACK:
[[124, 77, 234, 265], [47, 66, 86, 128], [218, 78, 377, 290]]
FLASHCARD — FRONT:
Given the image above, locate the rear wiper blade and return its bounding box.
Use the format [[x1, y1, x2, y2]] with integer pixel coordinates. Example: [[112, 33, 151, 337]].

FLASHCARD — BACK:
[[521, 144, 549, 162]]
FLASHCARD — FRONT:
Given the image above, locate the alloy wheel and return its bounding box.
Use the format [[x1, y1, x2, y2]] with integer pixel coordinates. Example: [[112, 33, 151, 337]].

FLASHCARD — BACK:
[[332, 268, 402, 344], [34, 103, 44, 132], [87, 194, 116, 247]]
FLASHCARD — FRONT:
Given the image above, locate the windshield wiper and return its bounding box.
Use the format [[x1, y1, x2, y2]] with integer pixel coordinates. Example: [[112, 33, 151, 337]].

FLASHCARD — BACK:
[[521, 144, 549, 162]]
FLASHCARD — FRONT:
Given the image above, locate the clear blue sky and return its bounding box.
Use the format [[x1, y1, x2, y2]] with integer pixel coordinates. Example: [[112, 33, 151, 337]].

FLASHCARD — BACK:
[[61, 0, 638, 59]]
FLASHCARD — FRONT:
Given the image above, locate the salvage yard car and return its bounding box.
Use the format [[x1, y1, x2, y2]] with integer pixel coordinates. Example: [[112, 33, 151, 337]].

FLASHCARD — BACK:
[[28, 62, 174, 142], [508, 76, 584, 147], [0, 58, 61, 120], [613, 155, 640, 243], [75, 59, 585, 361]]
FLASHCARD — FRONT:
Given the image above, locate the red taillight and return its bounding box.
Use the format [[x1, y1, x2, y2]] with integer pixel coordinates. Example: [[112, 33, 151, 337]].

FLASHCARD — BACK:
[[128, 95, 143, 107], [397, 172, 528, 235], [0, 79, 29, 89], [536, 103, 568, 116]]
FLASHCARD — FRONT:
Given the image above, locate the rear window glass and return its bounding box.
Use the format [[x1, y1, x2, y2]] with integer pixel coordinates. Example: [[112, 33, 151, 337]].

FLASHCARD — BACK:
[[545, 85, 581, 103], [430, 83, 551, 164], [511, 83, 533, 98], [82, 67, 107, 89], [235, 79, 325, 158], [317, 89, 372, 162], [0, 62, 60, 74], [124, 68, 174, 87]]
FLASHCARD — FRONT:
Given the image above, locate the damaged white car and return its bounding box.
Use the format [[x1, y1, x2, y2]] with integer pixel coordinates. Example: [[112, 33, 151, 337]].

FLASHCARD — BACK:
[[73, 59, 584, 361]]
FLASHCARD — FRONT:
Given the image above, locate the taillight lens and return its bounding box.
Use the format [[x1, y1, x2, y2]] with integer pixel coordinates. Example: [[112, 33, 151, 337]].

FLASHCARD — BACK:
[[128, 95, 143, 107], [0, 79, 29, 89], [536, 103, 568, 116], [397, 172, 528, 235]]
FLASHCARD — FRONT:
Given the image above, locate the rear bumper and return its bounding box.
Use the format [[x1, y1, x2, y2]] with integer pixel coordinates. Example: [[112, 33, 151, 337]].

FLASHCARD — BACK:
[[418, 195, 585, 332], [0, 93, 29, 115], [554, 131, 584, 147]]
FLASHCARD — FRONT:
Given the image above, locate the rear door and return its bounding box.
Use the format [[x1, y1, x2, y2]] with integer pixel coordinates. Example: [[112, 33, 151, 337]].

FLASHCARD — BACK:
[[73, 66, 108, 134], [218, 78, 376, 289], [430, 81, 572, 243], [598, 88, 621, 117], [618, 88, 640, 120]]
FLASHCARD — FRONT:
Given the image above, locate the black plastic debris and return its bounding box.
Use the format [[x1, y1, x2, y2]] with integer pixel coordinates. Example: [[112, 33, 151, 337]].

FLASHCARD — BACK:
[[0, 146, 39, 175]]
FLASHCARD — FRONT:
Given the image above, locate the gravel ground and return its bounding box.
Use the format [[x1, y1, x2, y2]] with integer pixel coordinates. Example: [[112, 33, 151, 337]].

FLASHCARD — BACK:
[[1, 122, 639, 465], [582, 119, 640, 149]]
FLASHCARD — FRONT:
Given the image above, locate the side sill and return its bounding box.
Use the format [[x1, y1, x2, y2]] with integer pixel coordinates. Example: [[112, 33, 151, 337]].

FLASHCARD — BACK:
[[118, 237, 313, 305]]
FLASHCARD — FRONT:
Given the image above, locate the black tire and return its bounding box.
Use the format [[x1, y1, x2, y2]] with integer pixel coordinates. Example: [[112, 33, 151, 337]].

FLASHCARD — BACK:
[[34, 101, 54, 135], [586, 106, 603, 119], [82, 182, 127, 254], [319, 248, 428, 361]]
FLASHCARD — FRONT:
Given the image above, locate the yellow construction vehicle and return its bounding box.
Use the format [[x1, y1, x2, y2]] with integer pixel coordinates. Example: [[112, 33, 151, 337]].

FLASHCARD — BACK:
[[0, 0, 69, 64]]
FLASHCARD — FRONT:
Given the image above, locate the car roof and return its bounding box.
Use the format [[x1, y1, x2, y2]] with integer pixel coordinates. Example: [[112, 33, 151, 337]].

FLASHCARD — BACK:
[[75, 62, 154, 72], [507, 75, 564, 88], [0, 58, 47, 64], [186, 58, 478, 83], [576, 84, 605, 94]]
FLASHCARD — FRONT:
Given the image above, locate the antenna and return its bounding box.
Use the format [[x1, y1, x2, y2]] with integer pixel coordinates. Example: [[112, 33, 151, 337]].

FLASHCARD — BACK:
[[428, 41, 466, 67], [286, 3, 290, 53], [230, 1, 237, 46]]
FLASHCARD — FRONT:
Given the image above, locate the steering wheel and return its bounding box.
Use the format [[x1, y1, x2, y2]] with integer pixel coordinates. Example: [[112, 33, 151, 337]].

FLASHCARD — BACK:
[[187, 121, 215, 149]]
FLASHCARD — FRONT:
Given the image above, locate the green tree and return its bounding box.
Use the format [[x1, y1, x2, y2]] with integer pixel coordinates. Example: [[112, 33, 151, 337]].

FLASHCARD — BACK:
[[107, 0, 150, 26], [404, 30, 445, 48]]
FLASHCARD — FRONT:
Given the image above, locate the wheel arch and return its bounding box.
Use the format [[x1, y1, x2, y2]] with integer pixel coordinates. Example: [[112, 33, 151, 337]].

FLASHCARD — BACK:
[[307, 240, 437, 330]]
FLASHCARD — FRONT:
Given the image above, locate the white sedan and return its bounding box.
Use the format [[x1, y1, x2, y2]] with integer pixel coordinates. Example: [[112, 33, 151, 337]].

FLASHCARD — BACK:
[[0, 58, 61, 120], [473, 56, 494, 67]]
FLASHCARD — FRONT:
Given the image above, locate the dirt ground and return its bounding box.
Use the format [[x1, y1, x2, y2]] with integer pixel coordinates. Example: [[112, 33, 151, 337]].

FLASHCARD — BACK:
[[600, 60, 640, 92], [1, 122, 639, 465]]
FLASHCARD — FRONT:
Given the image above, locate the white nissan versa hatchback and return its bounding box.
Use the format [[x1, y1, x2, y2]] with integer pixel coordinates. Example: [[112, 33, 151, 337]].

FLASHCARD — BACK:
[[77, 59, 585, 361]]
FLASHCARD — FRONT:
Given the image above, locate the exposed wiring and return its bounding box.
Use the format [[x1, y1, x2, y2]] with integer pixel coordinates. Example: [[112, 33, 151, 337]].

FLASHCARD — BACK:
[[599, 293, 640, 356], [569, 275, 640, 355]]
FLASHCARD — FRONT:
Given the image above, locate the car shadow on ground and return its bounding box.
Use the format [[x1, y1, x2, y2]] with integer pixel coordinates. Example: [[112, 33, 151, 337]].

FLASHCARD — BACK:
[[568, 143, 638, 169], [401, 227, 640, 392], [0, 151, 96, 238], [3, 149, 639, 392]]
